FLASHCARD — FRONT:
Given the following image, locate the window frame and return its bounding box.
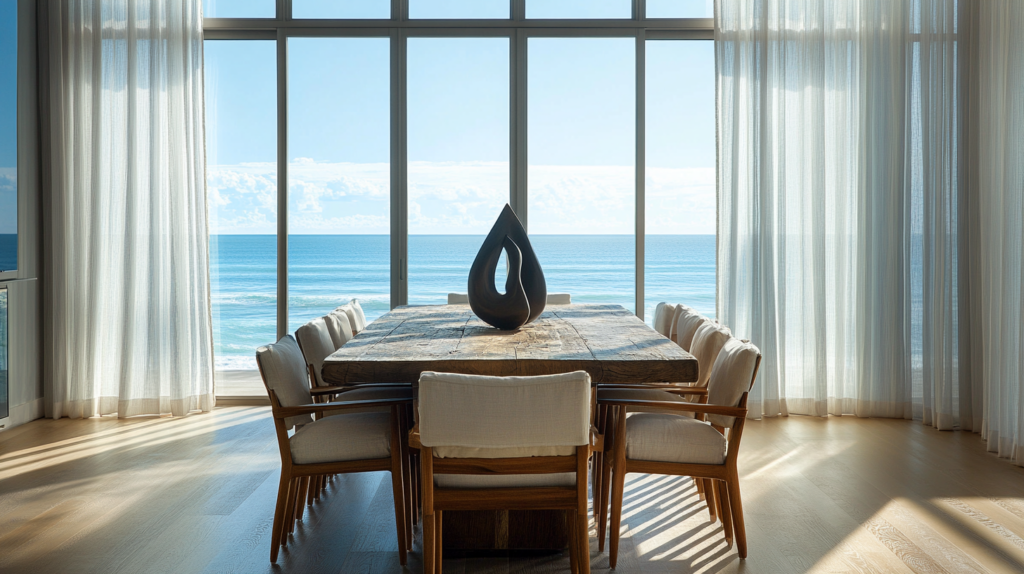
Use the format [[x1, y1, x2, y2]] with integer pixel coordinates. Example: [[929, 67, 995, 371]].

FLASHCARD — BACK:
[[203, 0, 714, 344]]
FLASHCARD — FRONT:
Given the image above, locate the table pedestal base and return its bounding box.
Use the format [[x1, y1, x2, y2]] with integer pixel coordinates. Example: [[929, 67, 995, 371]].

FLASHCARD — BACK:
[[441, 509, 570, 551]]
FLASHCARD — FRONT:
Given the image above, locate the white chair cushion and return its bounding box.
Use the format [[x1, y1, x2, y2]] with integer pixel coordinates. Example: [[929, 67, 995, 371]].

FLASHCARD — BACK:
[[433, 445, 576, 458], [653, 302, 672, 337], [325, 311, 353, 349], [418, 371, 591, 453], [626, 414, 726, 465], [447, 293, 469, 304], [295, 317, 335, 387], [349, 298, 368, 332], [256, 336, 314, 430], [335, 304, 359, 337], [546, 293, 571, 304], [668, 304, 689, 342], [690, 321, 732, 388], [675, 309, 708, 352], [707, 338, 761, 428], [289, 412, 392, 464], [435, 473, 576, 489]]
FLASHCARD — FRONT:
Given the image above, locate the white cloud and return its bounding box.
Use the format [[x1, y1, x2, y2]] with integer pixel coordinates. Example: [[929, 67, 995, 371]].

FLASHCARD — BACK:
[[207, 160, 714, 235]]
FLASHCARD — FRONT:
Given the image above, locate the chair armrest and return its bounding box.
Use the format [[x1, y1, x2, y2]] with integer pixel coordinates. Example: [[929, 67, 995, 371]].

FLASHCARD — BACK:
[[274, 397, 410, 419], [597, 398, 747, 418], [310, 383, 410, 396], [590, 425, 604, 453], [408, 426, 422, 449]]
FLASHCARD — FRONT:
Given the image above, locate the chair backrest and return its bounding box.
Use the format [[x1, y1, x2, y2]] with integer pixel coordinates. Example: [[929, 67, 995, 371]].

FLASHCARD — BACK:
[[256, 335, 314, 430], [706, 337, 761, 428], [447, 293, 469, 304], [668, 304, 689, 342], [418, 371, 591, 456], [349, 299, 368, 332], [324, 311, 353, 349], [653, 303, 674, 337], [690, 321, 732, 388], [546, 293, 571, 305], [674, 307, 707, 350], [295, 317, 335, 387], [335, 304, 359, 336]]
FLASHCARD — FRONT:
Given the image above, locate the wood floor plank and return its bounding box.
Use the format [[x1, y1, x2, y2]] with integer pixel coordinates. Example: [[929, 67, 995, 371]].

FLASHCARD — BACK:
[[3, 409, 1024, 573]]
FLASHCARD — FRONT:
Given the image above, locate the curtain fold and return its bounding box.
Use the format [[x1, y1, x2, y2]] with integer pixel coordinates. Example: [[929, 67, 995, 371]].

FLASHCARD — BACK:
[[41, 0, 213, 418], [974, 1, 1024, 465], [716, 0, 960, 424]]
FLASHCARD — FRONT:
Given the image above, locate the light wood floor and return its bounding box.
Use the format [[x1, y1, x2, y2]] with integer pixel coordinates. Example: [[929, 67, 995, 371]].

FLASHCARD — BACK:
[[2, 408, 1024, 574]]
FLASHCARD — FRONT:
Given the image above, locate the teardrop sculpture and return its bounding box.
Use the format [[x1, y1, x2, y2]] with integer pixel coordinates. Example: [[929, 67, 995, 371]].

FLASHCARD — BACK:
[[468, 204, 548, 329]]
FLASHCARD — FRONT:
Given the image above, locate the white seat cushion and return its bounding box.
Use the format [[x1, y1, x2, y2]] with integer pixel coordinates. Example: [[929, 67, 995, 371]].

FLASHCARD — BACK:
[[707, 338, 761, 428], [349, 298, 368, 332], [691, 322, 732, 388], [256, 336, 314, 430], [546, 293, 571, 304], [626, 414, 726, 465], [436, 472, 576, 489], [289, 412, 392, 464], [447, 293, 469, 304], [325, 311, 353, 349]]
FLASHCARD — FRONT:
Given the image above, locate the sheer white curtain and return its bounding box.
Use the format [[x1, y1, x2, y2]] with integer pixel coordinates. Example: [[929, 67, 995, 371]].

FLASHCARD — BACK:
[[716, 1, 961, 427], [973, 1, 1024, 465], [40, 0, 214, 418]]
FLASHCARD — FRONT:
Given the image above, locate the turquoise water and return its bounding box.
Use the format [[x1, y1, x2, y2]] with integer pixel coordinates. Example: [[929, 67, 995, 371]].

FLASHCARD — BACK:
[[210, 234, 715, 369]]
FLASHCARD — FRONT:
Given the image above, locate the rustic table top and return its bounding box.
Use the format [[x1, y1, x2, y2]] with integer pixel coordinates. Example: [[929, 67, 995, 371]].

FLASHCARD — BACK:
[[321, 304, 697, 386]]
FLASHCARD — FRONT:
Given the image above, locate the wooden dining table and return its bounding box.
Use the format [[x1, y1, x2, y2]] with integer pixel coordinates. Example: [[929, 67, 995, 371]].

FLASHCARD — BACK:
[[322, 303, 698, 551]]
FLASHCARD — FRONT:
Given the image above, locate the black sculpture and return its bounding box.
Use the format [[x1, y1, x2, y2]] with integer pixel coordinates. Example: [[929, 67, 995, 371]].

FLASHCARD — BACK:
[[468, 204, 547, 330]]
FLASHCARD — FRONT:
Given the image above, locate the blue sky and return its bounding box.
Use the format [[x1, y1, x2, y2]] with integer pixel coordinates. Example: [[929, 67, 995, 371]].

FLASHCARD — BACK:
[[204, 31, 715, 235]]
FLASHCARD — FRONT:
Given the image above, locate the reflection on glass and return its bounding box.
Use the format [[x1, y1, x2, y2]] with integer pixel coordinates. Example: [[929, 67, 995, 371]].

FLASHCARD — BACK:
[[0, 2, 16, 273], [407, 38, 509, 304], [647, 0, 713, 19], [288, 38, 390, 332], [528, 37, 634, 310], [203, 0, 275, 18], [0, 288, 7, 421], [410, 0, 509, 19], [204, 40, 277, 389], [293, 0, 390, 19], [527, 0, 630, 19], [644, 41, 715, 324]]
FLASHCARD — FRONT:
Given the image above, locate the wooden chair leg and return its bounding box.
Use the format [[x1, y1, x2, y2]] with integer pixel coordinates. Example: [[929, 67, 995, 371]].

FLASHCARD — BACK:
[[423, 512, 436, 574], [435, 510, 443, 574], [568, 510, 579, 574], [717, 479, 734, 547], [598, 405, 615, 552], [270, 474, 292, 562], [578, 502, 591, 574], [281, 478, 298, 544], [726, 472, 747, 559], [306, 475, 317, 506], [696, 475, 706, 500], [703, 478, 718, 523], [390, 450, 409, 565], [609, 408, 627, 569], [295, 476, 309, 524]]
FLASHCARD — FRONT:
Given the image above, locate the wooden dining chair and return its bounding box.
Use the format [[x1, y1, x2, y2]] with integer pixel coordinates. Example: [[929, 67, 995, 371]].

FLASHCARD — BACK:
[[674, 307, 709, 352], [349, 298, 368, 332], [599, 338, 761, 564], [255, 335, 412, 564], [446, 293, 469, 304], [652, 302, 676, 337], [547, 293, 572, 304], [667, 304, 689, 343], [295, 316, 419, 538], [324, 309, 354, 349], [592, 319, 733, 547], [409, 370, 600, 574]]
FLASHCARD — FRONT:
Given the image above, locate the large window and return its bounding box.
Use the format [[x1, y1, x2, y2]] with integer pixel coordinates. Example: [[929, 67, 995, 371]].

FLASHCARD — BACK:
[[529, 37, 635, 310], [407, 37, 510, 304], [288, 38, 391, 331], [204, 40, 278, 394], [203, 6, 714, 395], [644, 40, 716, 323], [0, 1, 17, 273]]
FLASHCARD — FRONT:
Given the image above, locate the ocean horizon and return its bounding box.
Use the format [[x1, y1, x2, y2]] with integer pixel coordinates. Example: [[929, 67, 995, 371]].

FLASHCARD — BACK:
[[211, 234, 716, 370]]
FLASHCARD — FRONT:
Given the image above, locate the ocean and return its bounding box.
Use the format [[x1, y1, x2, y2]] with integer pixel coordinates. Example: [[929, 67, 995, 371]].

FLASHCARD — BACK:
[[210, 234, 715, 370]]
